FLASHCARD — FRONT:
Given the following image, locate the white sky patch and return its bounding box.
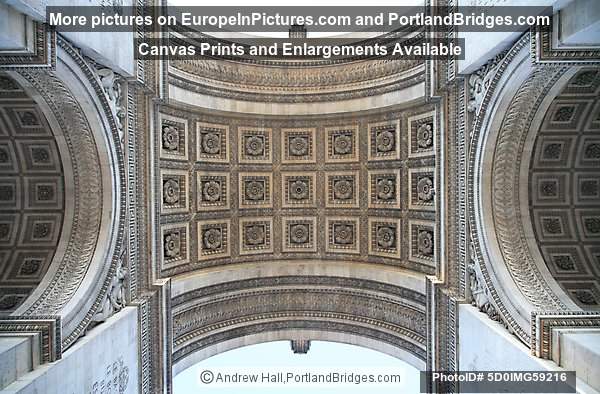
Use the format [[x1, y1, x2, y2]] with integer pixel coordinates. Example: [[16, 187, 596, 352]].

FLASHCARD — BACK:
[[173, 341, 420, 394]]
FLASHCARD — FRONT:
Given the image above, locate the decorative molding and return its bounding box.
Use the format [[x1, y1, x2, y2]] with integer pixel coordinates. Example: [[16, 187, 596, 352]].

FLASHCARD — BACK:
[[172, 275, 428, 362], [291, 339, 311, 354], [531, 311, 600, 359], [15, 37, 127, 349], [174, 317, 426, 365], [0, 23, 56, 69], [16, 69, 103, 316], [0, 315, 61, 363], [127, 81, 146, 300], [467, 52, 506, 114], [136, 280, 172, 394], [533, 30, 600, 64], [489, 64, 569, 314], [167, 47, 425, 103], [426, 278, 459, 393], [467, 33, 578, 343], [172, 275, 426, 307]]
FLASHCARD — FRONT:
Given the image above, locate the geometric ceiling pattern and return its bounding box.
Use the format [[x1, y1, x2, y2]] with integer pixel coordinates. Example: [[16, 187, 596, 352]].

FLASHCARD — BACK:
[[0, 74, 65, 314], [529, 68, 600, 309], [157, 104, 437, 277]]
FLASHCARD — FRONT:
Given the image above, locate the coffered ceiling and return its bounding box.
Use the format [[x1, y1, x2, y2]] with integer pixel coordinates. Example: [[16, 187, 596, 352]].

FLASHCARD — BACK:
[[529, 69, 600, 309], [0, 75, 65, 314], [156, 103, 438, 278]]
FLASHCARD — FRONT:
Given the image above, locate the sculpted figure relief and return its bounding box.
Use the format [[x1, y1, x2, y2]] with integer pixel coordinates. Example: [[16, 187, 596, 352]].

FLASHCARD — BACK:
[[92, 252, 127, 323]]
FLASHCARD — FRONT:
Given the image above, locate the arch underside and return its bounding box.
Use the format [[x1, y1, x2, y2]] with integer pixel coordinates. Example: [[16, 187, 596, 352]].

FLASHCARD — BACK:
[[469, 32, 600, 344], [172, 274, 427, 372], [154, 35, 437, 377], [0, 75, 67, 314], [0, 37, 126, 350]]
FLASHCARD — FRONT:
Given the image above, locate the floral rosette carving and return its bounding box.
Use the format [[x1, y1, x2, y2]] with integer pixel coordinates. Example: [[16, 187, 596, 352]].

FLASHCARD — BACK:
[[164, 232, 181, 258], [202, 181, 221, 202], [417, 177, 434, 202], [202, 132, 221, 154], [333, 179, 353, 200], [377, 226, 396, 248], [416, 123, 433, 149], [290, 180, 309, 200], [417, 230, 433, 256], [334, 224, 354, 245], [203, 228, 222, 250], [245, 136, 264, 156], [162, 125, 179, 151], [245, 225, 265, 246], [245, 181, 265, 201], [163, 178, 180, 205], [376, 178, 395, 200], [376, 130, 395, 152], [290, 224, 309, 244], [333, 134, 352, 155], [289, 136, 309, 156]]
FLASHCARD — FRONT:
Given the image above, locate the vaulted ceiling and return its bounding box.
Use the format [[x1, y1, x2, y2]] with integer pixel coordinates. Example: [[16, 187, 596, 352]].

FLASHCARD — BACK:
[[529, 69, 600, 309], [0, 75, 65, 314], [156, 103, 437, 278]]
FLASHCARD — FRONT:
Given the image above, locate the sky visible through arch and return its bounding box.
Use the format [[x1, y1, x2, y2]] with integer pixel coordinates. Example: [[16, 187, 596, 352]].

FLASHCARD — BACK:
[[173, 341, 420, 393]]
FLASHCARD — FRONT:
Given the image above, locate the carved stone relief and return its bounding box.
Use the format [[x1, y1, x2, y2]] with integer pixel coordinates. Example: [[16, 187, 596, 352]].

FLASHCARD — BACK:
[[155, 105, 438, 276], [528, 69, 600, 309], [172, 276, 428, 365], [0, 77, 65, 313]]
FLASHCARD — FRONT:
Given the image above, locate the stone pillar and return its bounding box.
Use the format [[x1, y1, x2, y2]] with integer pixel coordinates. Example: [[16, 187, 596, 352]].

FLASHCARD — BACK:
[[557, 0, 600, 45], [552, 330, 600, 392], [459, 305, 600, 393], [457, 0, 569, 74], [0, 307, 140, 394], [1, 0, 135, 76], [0, 336, 37, 390]]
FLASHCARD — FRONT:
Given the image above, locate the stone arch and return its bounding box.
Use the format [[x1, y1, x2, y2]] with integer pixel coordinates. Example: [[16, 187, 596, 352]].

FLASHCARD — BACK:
[[151, 32, 438, 391], [2, 37, 126, 349], [170, 260, 428, 374], [468, 33, 596, 344], [0, 75, 69, 316]]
